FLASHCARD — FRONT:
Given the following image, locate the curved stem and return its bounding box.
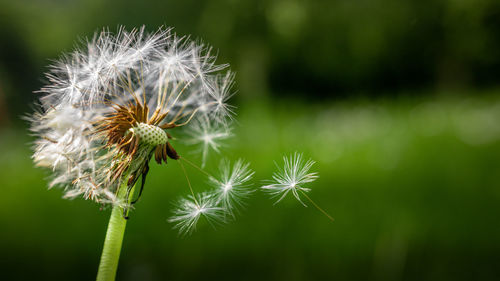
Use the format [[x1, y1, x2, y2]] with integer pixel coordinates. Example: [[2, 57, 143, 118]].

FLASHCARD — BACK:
[[96, 180, 135, 281]]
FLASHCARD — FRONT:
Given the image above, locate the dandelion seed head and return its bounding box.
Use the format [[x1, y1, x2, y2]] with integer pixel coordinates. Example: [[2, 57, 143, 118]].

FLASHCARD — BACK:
[[31, 26, 236, 207]]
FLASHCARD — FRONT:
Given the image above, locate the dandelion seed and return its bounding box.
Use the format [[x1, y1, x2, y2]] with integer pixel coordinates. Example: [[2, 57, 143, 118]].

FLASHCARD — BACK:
[[185, 117, 232, 166], [209, 159, 254, 216], [263, 153, 334, 221], [262, 152, 318, 206], [206, 72, 237, 123], [168, 193, 225, 235]]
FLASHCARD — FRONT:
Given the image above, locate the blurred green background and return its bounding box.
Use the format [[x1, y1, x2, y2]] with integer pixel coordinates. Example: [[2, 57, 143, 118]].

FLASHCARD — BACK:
[[1, 0, 500, 280]]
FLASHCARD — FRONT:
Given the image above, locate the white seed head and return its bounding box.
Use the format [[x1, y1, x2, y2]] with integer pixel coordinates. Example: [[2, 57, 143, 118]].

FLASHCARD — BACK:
[[30, 26, 236, 208]]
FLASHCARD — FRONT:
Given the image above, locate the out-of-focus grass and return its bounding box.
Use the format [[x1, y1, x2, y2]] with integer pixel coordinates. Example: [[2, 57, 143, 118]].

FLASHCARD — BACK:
[[1, 93, 500, 281]]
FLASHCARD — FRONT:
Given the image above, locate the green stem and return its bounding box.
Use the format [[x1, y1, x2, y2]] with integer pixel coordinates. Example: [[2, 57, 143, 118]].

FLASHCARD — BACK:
[[96, 181, 135, 281]]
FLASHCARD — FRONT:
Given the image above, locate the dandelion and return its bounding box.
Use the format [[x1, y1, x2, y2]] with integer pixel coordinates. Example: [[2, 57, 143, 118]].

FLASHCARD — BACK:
[[31, 26, 234, 207], [262, 152, 334, 221], [30, 25, 330, 281], [30, 26, 238, 281]]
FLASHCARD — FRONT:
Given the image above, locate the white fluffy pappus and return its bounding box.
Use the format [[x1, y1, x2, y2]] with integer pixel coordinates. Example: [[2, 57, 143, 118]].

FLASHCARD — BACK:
[[168, 158, 254, 234], [209, 159, 254, 215], [168, 192, 226, 235], [262, 152, 318, 206], [30, 26, 236, 211]]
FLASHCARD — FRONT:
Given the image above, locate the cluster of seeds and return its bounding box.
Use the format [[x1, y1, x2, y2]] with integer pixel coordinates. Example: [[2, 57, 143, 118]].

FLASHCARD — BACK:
[[30, 26, 234, 207], [130, 123, 169, 146]]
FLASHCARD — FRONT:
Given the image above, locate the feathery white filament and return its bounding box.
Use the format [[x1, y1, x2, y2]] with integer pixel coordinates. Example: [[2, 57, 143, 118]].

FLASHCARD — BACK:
[[186, 117, 232, 167], [262, 152, 318, 206], [209, 159, 254, 215], [168, 193, 225, 235]]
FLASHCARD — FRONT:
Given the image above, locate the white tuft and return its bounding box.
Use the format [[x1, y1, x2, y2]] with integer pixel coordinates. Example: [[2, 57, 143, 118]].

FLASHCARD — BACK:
[[185, 116, 232, 167], [209, 159, 254, 216], [262, 152, 318, 206], [168, 193, 226, 235]]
